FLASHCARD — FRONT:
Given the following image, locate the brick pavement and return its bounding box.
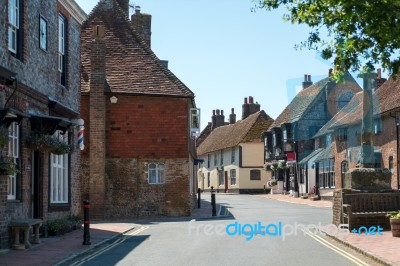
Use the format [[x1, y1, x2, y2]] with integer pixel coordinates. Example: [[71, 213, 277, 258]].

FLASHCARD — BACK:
[[258, 193, 400, 266], [0, 200, 221, 266]]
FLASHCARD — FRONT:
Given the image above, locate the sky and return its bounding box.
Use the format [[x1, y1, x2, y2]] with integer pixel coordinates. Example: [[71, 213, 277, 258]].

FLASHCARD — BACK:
[[74, 0, 366, 131]]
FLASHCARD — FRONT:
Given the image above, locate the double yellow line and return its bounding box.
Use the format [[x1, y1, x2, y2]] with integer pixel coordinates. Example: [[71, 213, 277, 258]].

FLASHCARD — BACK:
[[69, 226, 149, 266], [304, 230, 371, 266]]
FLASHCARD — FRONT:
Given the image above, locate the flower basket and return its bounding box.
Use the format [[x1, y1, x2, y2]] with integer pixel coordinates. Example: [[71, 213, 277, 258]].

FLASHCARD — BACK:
[[387, 211, 400, 237], [26, 132, 74, 154], [0, 126, 8, 147], [0, 158, 19, 176]]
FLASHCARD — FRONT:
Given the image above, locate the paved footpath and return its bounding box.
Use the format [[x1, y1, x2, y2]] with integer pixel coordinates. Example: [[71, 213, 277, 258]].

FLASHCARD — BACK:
[[0, 199, 220, 266], [1, 195, 399, 266], [258, 193, 400, 266]]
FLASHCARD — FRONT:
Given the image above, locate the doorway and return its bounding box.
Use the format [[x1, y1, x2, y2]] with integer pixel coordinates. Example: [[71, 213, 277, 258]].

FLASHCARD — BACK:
[[31, 151, 41, 219], [224, 171, 228, 193]]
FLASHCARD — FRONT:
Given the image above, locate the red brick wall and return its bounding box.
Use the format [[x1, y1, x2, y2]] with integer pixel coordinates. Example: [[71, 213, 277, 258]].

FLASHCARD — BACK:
[[106, 96, 189, 158]]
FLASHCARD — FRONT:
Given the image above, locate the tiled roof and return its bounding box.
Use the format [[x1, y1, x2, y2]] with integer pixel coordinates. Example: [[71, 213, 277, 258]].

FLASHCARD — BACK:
[[196, 123, 212, 148], [268, 78, 329, 129], [315, 76, 400, 136], [314, 91, 363, 137], [375, 76, 400, 114], [268, 72, 360, 130], [314, 143, 334, 162], [197, 111, 274, 155], [80, 0, 194, 98], [298, 148, 323, 165]]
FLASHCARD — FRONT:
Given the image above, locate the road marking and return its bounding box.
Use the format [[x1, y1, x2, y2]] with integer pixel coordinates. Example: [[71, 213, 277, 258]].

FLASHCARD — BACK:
[[69, 226, 149, 266], [304, 230, 370, 266]]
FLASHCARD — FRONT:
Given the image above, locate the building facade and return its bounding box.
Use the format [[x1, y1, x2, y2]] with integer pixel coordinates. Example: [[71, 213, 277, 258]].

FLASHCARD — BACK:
[[264, 71, 362, 196], [314, 73, 399, 191], [197, 97, 274, 193], [80, 0, 197, 219], [0, 0, 85, 249]]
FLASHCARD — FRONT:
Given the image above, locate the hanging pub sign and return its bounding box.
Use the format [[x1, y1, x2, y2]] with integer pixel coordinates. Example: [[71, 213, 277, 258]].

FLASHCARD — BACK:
[[286, 152, 297, 164]]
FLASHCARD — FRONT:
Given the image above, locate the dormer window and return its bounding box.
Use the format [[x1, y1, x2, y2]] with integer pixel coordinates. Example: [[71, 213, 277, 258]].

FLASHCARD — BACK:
[[282, 129, 287, 141], [374, 119, 382, 134], [326, 134, 333, 146]]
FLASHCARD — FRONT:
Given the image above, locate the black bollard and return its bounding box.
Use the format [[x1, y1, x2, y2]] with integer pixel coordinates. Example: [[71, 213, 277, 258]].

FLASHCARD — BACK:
[[83, 199, 91, 245], [211, 187, 216, 216], [197, 188, 201, 209]]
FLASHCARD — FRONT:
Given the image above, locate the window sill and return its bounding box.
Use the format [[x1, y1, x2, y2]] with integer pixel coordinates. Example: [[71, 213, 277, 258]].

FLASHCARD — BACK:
[[49, 204, 71, 212], [7, 199, 21, 203]]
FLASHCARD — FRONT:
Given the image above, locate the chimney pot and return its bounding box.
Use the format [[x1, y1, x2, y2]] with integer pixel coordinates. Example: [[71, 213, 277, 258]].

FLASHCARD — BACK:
[[135, 5, 141, 14], [329, 68, 333, 76], [212, 110, 215, 115], [244, 97, 248, 104], [231, 108, 234, 114], [216, 109, 220, 115], [377, 68, 382, 79], [308, 75, 311, 82], [249, 96, 253, 104], [221, 110, 224, 116], [304, 74, 307, 82]]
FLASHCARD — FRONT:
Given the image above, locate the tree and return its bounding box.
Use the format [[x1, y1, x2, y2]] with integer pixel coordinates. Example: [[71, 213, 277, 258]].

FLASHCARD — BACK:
[[253, 0, 400, 77]]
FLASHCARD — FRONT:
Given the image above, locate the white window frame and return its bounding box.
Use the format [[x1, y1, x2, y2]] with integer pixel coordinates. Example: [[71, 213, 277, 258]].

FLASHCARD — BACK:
[[8, 0, 19, 53], [58, 14, 65, 75], [230, 169, 236, 186], [7, 122, 19, 200], [148, 163, 165, 184], [50, 130, 69, 203]]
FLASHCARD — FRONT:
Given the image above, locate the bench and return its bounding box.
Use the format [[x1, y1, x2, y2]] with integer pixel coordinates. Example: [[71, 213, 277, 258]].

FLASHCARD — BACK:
[[9, 219, 42, 250], [342, 193, 400, 230]]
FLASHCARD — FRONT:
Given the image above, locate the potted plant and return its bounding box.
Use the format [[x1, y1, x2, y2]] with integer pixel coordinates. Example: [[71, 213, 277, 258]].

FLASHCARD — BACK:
[[386, 211, 400, 237], [0, 126, 9, 147], [0, 157, 19, 176]]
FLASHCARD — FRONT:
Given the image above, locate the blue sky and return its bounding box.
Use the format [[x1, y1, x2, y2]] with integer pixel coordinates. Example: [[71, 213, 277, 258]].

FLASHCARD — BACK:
[[75, 0, 360, 131]]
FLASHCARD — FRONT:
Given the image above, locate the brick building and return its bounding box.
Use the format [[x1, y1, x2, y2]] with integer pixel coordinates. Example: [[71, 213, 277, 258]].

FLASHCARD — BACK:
[[197, 97, 274, 193], [264, 71, 361, 196], [80, 0, 197, 219], [0, 0, 85, 249], [314, 72, 399, 190]]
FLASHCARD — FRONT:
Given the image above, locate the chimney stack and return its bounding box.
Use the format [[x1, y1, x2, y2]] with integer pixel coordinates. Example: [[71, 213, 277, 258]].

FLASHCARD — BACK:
[[328, 68, 333, 77], [229, 108, 236, 124], [242, 96, 260, 120], [131, 5, 152, 47], [302, 74, 313, 89], [376, 68, 387, 90], [211, 109, 225, 130]]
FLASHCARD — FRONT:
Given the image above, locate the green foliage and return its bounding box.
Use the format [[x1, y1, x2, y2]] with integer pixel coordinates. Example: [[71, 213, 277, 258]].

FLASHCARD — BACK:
[[0, 157, 19, 175], [387, 211, 400, 220], [47, 215, 83, 236], [0, 126, 9, 147], [253, 0, 400, 77], [47, 219, 71, 236], [26, 131, 74, 154]]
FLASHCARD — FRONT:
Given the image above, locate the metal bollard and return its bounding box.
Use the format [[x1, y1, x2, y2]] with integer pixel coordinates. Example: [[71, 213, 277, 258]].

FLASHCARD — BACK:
[[197, 188, 201, 209], [83, 199, 91, 245], [211, 186, 216, 216]]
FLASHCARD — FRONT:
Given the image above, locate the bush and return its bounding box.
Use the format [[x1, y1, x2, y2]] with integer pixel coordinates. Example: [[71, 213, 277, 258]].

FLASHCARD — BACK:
[[47, 215, 83, 236], [47, 219, 71, 236]]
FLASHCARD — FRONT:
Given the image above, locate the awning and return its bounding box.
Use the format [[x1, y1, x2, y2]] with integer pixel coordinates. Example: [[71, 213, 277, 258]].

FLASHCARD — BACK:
[[30, 114, 73, 135]]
